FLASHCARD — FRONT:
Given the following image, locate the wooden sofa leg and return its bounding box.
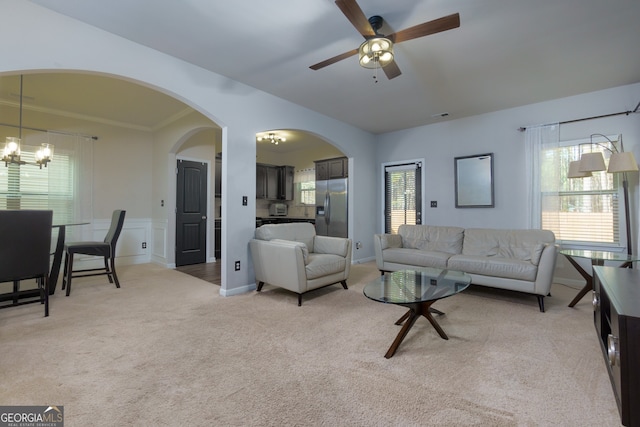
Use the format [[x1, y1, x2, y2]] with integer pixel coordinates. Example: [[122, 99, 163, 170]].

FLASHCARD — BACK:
[[537, 295, 545, 313], [298, 294, 302, 306], [257, 281, 264, 292], [341, 280, 348, 289]]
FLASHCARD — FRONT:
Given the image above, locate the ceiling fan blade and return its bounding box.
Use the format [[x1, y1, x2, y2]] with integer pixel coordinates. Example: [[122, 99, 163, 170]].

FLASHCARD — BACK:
[[389, 13, 460, 43], [335, 0, 376, 38], [383, 60, 402, 80], [310, 49, 359, 70]]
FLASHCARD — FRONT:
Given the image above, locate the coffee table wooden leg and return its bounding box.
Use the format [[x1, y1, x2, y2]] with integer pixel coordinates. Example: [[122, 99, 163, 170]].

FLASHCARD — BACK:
[[385, 310, 420, 359], [422, 311, 449, 340], [384, 301, 450, 358], [395, 310, 411, 325], [396, 307, 444, 325]]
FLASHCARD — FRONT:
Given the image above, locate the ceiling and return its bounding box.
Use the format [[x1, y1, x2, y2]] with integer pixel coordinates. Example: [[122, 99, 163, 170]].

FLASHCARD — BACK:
[[20, 0, 640, 134]]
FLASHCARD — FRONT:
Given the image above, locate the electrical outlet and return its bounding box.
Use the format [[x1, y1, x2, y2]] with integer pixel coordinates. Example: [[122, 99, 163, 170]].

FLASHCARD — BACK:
[[142, 242, 147, 249], [356, 241, 362, 250], [242, 196, 248, 206], [235, 260, 241, 271], [430, 201, 438, 208]]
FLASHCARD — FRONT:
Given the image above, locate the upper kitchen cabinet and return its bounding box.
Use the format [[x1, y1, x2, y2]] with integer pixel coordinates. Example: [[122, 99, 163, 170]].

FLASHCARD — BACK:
[[315, 157, 348, 180], [257, 163, 293, 201]]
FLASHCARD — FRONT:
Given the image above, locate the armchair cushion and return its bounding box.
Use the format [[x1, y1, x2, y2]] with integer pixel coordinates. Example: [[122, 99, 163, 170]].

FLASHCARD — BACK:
[[272, 239, 309, 264], [313, 235, 350, 257]]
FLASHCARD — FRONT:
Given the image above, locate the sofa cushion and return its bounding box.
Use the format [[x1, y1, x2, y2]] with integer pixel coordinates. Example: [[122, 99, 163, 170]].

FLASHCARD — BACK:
[[448, 255, 538, 282], [255, 223, 316, 251], [305, 253, 346, 280], [398, 225, 464, 254], [462, 228, 555, 263], [383, 247, 452, 269]]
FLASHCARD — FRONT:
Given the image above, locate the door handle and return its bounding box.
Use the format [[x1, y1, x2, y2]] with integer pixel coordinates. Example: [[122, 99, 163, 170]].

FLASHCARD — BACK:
[[202, 216, 207, 220]]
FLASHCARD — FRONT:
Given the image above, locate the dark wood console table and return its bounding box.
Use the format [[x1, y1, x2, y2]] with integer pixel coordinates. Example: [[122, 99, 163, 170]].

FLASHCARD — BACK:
[[593, 266, 640, 426]]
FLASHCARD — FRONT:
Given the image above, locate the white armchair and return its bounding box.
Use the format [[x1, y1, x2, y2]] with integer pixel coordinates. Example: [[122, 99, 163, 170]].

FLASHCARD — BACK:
[[249, 223, 352, 305]]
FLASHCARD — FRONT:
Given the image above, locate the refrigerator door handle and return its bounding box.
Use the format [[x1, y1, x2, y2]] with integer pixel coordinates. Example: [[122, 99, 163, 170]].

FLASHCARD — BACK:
[[325, 192, 330, 226]]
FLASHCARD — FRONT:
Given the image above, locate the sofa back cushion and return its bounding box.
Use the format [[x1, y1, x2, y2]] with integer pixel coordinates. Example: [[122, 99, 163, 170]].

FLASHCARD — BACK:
[[398, 225, 465, 255], [462, 228, 555, 264], [255, 223, 316, 251]]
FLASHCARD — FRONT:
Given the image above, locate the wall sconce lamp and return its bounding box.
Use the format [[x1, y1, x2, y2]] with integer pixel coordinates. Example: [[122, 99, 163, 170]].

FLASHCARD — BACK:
[[567, 133, 638, 255], [256, 132, 286, 146], [2, 75, 54, 169]]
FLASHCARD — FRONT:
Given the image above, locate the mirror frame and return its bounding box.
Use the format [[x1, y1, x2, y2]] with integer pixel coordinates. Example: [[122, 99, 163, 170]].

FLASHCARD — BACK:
[[454, 153, 494, 208]]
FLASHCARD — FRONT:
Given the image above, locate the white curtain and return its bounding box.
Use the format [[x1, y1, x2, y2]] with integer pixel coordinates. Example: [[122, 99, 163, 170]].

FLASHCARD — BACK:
[[47, 132, 94, 241], [294, 168, 315, 206], [524, 123, 559, 229]]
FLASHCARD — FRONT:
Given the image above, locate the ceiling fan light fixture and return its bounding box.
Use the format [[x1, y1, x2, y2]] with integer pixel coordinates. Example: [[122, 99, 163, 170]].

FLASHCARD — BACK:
[[358, 37, 394, 69]]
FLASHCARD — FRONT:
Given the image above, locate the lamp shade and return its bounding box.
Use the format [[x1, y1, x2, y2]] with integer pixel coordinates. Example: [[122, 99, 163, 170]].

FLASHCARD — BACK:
[[579, 152, 606, 172], [608, 151, 639, 173], [567, 160, 592, 178]]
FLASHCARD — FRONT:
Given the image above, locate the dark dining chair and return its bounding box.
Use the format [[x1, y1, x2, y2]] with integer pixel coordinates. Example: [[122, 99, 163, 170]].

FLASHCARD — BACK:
[[62, 210, 126, 296], [0, 210, 53, 316]]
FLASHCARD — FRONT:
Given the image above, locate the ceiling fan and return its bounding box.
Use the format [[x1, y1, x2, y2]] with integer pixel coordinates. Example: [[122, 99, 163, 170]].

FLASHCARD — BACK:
[[310, 0, 460, 80]]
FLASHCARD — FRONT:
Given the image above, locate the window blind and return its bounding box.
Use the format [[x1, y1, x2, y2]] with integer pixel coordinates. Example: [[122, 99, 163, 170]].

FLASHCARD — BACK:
[[385, 162, 421, 234], [540, 137, 622, 248]]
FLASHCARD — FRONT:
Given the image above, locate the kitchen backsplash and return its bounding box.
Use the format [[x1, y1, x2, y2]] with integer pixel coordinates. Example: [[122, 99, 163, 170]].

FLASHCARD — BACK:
[[256, 200, 314, 218]]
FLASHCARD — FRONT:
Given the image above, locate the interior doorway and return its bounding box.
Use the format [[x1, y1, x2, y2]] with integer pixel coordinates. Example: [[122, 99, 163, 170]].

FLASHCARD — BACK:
[[175, 159, 208, 266]]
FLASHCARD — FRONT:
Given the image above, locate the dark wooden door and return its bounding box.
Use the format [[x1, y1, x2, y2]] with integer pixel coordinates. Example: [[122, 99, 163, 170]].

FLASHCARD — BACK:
[[176, 159, 207, 266]]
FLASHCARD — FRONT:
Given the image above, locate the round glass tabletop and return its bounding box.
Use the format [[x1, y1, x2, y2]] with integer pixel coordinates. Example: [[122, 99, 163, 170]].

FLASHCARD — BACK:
[[364, 268, 471, 305]]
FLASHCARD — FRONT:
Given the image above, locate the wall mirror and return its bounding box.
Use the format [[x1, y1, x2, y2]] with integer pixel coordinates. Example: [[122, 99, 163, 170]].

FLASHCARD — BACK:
[[454, 153, 494, 208]]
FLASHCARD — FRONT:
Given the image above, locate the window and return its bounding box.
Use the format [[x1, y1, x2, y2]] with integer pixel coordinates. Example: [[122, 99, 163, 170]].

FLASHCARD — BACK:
[[540, 136, 622, 248], [294, 168, 315, 205], [384, 162, 422, 234], [0, 131, 88, 229]]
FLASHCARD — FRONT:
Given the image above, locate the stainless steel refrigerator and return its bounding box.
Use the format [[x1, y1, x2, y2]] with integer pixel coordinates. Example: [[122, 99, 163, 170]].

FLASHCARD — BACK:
[[315, 178, 348, 237]]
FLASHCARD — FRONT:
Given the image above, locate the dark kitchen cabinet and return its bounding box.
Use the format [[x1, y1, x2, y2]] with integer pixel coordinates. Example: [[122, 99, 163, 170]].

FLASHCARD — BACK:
[[256, 164, 276, 199], [256, 163, 293, 201], [279, 165, 294, 201], [315, 157, 348, 180]]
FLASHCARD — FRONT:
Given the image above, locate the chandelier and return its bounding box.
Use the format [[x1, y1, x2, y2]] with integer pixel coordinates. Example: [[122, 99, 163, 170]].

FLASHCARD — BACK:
[[2, 75, 54, 168], [256, 132, 286, 146]]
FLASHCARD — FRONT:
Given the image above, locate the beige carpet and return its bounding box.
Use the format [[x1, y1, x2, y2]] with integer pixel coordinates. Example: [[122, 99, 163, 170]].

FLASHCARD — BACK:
[[0, 262, 621, 426]]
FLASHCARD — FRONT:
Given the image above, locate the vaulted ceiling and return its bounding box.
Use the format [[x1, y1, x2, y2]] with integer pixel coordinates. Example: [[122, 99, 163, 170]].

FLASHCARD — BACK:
[[20, 0, 640, 134]]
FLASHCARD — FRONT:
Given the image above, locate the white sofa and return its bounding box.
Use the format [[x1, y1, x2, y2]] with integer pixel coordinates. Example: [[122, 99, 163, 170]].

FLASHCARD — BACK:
[[250, 223, 352, 305], [374, 225, 558, 311]]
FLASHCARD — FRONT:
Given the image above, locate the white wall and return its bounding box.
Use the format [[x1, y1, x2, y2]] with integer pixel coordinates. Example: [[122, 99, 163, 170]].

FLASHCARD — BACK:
[[0, 0, 377, 296], [377, 83, 640, 284], [376, 83, 640, 248]]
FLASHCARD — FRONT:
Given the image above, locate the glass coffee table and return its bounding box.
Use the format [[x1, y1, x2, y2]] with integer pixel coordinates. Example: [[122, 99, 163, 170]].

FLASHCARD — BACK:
[[364, 268, 471, 358]]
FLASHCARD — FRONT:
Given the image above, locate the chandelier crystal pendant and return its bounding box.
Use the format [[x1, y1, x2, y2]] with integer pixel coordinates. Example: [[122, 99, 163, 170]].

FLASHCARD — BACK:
[[256, 132, 286, 146], [2, 75, 54, 168]]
